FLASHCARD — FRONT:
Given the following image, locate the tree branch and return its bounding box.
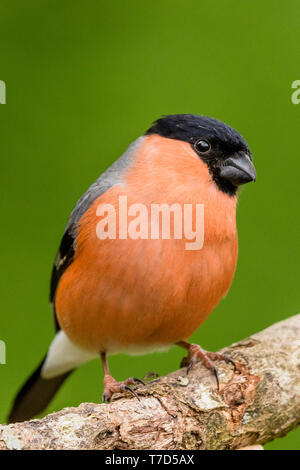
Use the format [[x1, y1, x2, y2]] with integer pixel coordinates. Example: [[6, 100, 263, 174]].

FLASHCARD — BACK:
[[1, 314, 299, 450]]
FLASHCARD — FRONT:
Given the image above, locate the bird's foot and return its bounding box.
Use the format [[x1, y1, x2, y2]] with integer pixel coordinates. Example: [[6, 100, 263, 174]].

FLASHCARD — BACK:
[[102, 374, 145, 402], [180, 343, 237, 390]]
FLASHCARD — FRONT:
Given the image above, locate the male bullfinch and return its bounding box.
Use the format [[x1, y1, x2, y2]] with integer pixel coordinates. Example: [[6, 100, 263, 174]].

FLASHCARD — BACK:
[[8, 114, 256, 423]]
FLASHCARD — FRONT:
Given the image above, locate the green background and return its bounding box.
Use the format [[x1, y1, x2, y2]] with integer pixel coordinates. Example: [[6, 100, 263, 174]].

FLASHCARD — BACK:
[[0, 0, 299, 450]]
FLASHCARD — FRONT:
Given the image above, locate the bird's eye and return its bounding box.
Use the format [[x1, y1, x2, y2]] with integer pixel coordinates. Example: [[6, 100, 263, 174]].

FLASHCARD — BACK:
[[195, 139, 211, 153]]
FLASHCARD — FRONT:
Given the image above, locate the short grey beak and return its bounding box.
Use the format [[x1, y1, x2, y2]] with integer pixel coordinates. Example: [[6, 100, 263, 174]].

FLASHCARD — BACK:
[[219, 152, 256, 187]]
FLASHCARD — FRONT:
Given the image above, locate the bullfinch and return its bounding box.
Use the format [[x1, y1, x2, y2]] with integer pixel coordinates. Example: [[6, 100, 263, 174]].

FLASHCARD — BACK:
[[8, 114, 256, 423]]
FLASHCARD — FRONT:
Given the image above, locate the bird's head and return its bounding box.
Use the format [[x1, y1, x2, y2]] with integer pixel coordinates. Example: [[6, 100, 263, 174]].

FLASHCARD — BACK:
[[146, 114, 256, 196]]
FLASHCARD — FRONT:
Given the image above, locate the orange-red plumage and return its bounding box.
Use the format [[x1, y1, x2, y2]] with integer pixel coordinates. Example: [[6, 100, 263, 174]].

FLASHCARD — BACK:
[[56, 136, 238, 353]]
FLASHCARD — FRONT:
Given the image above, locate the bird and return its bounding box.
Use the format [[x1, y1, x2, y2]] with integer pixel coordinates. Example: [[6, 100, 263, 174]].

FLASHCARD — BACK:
[[8, 114, 256, 423]]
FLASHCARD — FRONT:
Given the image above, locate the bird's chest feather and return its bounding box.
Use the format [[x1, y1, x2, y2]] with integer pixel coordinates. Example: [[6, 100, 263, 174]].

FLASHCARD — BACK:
[[55, 139, 238, 352]]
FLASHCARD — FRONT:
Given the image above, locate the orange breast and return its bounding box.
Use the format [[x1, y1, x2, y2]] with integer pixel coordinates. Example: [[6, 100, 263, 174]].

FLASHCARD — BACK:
[[55, 136, 238, 353]]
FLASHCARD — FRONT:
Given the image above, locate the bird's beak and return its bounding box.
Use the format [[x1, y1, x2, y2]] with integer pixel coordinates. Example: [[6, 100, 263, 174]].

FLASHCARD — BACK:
[[219, 152, 256, 187]]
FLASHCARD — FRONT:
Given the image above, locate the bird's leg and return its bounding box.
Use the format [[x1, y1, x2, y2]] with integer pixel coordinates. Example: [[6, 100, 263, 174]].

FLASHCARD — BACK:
[[100, 352, 145, 402], [176, 341, 237, 390]]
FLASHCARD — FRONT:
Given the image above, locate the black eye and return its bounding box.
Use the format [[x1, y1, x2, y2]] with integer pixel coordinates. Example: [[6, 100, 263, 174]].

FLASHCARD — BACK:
[[195, 139, 211, 153]]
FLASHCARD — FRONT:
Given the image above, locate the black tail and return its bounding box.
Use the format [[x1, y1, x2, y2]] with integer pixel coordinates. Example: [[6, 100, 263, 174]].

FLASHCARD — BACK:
[[8, 357, 73, 423]]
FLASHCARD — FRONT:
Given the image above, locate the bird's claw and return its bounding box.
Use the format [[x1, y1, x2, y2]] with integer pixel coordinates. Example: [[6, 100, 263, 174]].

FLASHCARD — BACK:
[[225, 357, 238, 371], [131, 377, 146, 385], [212, 366, 220, 390], [101, 390, 111, 403], [181, 344, 236, 390], [120, 384, 140, 401], [102, 375, 144, 403]]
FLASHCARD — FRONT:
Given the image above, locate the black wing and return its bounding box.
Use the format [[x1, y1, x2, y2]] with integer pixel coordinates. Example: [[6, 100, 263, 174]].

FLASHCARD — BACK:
[[49, 139, 138, 331], [50, 229, 76, 331], [49, 183, 111, 331]]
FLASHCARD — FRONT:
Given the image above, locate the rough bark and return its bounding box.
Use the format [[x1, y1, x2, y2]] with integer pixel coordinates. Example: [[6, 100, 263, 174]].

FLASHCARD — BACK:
[[0, 314, 299, 450]]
